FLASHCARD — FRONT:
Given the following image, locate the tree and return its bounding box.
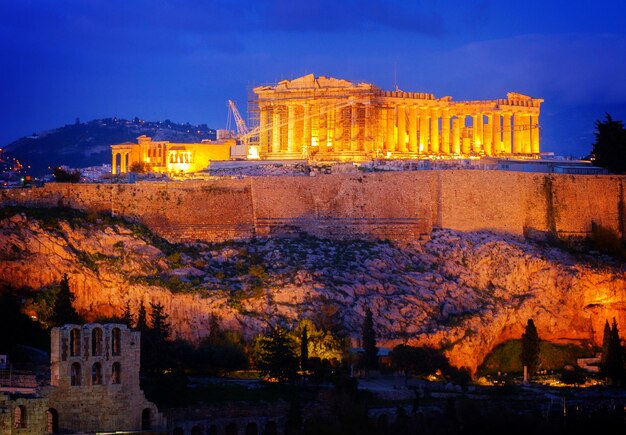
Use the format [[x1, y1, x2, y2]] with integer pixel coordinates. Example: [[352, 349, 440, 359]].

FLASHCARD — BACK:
[[129, 161, 152, 173], [149, 302, 171, 345], [50, 274, 82, 326], [52, 167, 81, 183], [120, 300, 134, 328], [591, 113, 626, 173], [300, 325, 309, 371], [602, 318, 624, 385], [361, 307, 378, 372], [521, 319, 540, 376], [254, 326, 298, 382], [601, 319, 612, 366], [136, 301, 148, 333]]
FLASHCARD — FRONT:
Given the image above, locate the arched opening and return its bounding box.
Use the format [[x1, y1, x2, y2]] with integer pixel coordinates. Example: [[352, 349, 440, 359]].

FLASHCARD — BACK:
[[191, 425, 202, 435], [112, 328, 121, 355], [225, 422, 238, 435], [47, 408, 59, 434], [70, 362, 81, 386], [173, 428, 184, 435], [91, 328, 103, 356], [91, 362, 102, 385], [208, 425, 218, 435], [141, 408, 151, 431], [111, 362, 121, 384], [245, 422, 258, 435], [264, 421, 278, 435], [70, 329, 80, 356], [13, 405, 26, 429]]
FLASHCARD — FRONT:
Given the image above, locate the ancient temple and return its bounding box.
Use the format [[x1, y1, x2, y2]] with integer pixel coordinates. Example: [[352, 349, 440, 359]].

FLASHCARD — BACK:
[[251, 74, 543, 160]]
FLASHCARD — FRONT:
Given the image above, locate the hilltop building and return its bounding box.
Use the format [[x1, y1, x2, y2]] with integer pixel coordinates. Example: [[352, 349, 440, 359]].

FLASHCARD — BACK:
[[250, 74, 543, 161], [111, 135, 233, 175]]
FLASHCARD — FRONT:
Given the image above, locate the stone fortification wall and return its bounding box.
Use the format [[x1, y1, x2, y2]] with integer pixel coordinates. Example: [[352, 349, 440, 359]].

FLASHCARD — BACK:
[[1, 172, 624, 242]]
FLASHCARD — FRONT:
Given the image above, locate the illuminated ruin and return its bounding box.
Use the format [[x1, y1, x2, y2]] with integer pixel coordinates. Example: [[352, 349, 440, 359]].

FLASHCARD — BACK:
[[250, 74, 543, 160], [111, 135, 233, 175]]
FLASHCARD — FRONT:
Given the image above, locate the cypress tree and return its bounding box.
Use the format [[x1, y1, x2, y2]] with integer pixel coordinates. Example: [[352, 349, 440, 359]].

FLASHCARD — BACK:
[[601, 319, 612, 365], [603, 318, 624, 385], [149, 302, 171, 344], [521, 319, 540, 376], [300, 325, 309, 371], [362, 307, 378, 371], [120, 300, 134, 328], [136, 301, 148, 333], [51, 274, 82, 326]]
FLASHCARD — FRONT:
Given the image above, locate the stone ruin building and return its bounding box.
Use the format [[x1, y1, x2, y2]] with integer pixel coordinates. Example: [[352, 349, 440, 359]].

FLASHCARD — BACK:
[[45, 323, 164, 433], [251, 74, 543, 161]]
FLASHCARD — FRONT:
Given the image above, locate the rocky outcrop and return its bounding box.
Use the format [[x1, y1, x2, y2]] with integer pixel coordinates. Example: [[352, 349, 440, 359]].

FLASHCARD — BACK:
[[1, 209, 625, 372]]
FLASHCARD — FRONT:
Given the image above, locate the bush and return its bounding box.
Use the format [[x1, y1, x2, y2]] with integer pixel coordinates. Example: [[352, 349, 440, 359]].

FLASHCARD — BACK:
[[52, 167, 81, 183]]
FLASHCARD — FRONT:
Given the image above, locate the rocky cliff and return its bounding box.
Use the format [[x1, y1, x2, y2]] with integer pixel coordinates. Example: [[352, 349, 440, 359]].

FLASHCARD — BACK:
[[1, 207, 625, 372]]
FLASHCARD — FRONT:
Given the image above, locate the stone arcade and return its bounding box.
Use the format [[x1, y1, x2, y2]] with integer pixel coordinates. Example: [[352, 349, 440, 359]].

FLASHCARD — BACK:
[[45, 323, 164, 433], [252, 74, 543, 160]]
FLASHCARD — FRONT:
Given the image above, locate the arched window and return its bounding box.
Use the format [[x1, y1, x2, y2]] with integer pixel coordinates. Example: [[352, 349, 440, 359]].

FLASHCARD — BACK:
[[14, 405, 26, 429], [71, 362, 81, 386], [141, 408, 151, 431], [70, 329, 80, 356], [191, 426, 202, 435], [91, 362, 102, 385], [47, 408, 59, 434], [112, 328, 121, 355], [91, 328, 102, 356], [111, 362, 121, 384]]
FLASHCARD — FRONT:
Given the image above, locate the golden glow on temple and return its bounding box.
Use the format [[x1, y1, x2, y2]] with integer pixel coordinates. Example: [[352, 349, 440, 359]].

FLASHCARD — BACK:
[[249, 74, 543, 161], [111, 74, 543, 174]]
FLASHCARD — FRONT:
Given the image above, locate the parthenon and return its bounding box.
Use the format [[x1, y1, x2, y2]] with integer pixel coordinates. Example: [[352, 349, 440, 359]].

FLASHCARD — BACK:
[[251, 74, 543, 160]]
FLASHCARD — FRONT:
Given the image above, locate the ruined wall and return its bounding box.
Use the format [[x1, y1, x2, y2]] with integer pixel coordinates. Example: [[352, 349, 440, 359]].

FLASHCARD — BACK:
[[1, 172, 624, 243], [46, 323, 163, 433]]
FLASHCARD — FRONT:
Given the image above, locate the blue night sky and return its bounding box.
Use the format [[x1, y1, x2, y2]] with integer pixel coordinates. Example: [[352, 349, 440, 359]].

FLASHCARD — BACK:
[[2, 0, 626, 158]]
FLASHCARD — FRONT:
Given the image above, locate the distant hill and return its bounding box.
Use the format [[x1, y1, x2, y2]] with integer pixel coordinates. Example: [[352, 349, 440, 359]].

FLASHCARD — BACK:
[[4, 118, 217, 176]]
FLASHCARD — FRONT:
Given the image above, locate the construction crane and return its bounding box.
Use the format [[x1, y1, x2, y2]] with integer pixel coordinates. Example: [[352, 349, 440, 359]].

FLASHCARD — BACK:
[[227, 100, 249, 138], [227, 100, 261, 159]]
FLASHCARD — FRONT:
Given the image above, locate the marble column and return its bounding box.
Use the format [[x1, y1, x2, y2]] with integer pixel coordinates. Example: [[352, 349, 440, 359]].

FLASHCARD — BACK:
[[259, 107, 269, 153], [441, 111, 450, 154], [484, 114, 493, 156], [287, 105, 296, 153], [419, 108, 429, 153], [492, 114, 501, 154], [452, 117, 461, 154], [461, 116, 471, 154], [408, 106, 418, 153], [351, 104, 359, 152], [112, 153, 117, 175], [531, 115, 540, 154], [303, 104, 311, 151], [272, 107, 281, 153], [503, 113, 512, 154], [397, 105, 407, 152], [386, 107, 395, 153], [364, 106, 372, 153], [513, 113, 522, 154], [430, 109, 439, 154], [326, 107, 334, 150], [523, 113, 532, 153]]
